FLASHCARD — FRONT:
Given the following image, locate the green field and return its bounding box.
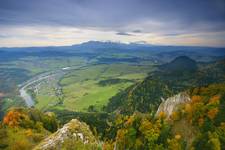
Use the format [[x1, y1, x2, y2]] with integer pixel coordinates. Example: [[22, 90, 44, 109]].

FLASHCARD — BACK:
[[33, 63, 154, 112], [0, 56, 87, 76], [0, 52, 156, 114]]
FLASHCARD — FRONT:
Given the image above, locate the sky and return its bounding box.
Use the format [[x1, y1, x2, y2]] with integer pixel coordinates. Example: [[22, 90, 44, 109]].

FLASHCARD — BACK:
[[0, 0, 225, 47]]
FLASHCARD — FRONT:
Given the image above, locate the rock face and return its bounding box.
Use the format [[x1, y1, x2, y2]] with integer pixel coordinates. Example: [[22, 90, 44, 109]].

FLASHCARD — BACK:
[[34, 119, 98, 150], [156, 92, 191, 119]]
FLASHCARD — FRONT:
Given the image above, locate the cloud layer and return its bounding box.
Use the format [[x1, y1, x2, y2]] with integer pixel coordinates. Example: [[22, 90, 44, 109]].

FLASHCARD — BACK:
[[0, 0, 225, 47]]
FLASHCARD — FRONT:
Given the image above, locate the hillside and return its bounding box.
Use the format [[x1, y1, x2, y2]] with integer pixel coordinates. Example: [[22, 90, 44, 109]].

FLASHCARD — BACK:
[[1, 83, 224, 150], [1, 0, 225, 149], [0, 108, 99, 150], [159, 56, 197, 73], [1, 42, 225, 118], [103, 83, 225, 150], [0, 56, 224, 150], [105, 57, 225, 114], [0, 108, 58, 150]]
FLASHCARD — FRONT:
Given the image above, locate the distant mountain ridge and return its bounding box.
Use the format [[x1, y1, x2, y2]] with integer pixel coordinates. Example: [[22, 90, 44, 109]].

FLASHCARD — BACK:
[[72, 40, 152, 48], [1, 40, 225, 53], [0, 41, 225, 65]]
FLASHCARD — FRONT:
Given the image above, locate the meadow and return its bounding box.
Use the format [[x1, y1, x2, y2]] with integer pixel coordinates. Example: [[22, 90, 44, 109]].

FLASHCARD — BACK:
[[1, 42, 222, 115], [34, 63, 154, 111]]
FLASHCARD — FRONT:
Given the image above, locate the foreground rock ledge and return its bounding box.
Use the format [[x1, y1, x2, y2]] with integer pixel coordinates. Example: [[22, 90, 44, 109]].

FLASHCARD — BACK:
[[34, 119, 98, 150]]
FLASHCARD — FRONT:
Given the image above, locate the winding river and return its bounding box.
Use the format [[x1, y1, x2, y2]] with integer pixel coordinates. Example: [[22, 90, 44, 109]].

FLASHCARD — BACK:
[[19, 87, 34, 107], [19, 65, 87, 107], [19, 73, 56, 107]]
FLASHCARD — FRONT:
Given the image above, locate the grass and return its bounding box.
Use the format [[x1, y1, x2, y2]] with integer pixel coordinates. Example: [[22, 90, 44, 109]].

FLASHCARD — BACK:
[[62, 80, 132, 111], [31, 74, 63, 110], [57, 63, 154, 112], [1, 97, 25, 114], [1, 55, 154, 112], [3, 56, 87, 76], [0, 127, 50, 150], [35, 95, 60, 110], [117, 73, 147, 80], [60, 65, 108, 85]]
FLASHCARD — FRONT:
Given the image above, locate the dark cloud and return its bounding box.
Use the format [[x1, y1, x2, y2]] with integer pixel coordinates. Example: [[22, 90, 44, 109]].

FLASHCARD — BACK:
[[116, 32, 134, 36], [0, 0, 225, 33], [132, 30, 142, 33]]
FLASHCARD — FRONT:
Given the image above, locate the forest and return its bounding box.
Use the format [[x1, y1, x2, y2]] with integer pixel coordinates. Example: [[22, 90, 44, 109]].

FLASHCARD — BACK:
[[1, 55, 224, 149]]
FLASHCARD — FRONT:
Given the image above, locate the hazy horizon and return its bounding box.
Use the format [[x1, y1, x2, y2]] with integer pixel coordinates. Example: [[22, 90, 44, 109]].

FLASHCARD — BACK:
[[1, 40, 225, 49]]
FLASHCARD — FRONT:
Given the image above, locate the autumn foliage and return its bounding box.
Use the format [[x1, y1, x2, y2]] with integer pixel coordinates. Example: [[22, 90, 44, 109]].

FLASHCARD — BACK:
[[207, 108, 219, 120], [191, 95, 202, 104], [2, 108, 58, 132], [3, 110, 27, 127], [180, 91, 221, 127], [209, 95, 220, 104]]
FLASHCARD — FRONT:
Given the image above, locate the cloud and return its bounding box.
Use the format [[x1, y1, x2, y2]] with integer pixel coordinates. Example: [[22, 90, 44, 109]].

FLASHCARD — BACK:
[[0, 0, 225, 47], [132, 30, 142, 33], [116, 32, 134, 36], [0, 0, 225, 32], [0, 25, 225, 47], [162, 33, 183, 37]]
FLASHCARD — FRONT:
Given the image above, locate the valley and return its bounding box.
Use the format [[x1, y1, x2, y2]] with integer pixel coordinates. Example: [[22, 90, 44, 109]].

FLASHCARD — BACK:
[[18, 62, 154, 112], [1, 0, 225, 149], [18, 64, 88, 108], [0, 42, 225, 150], [0, 42, 224, 115], [0, 44, 159, 113]]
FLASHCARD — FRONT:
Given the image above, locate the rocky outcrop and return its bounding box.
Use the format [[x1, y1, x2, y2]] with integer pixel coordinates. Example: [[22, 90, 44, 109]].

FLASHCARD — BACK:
[[34, 119, 98, 150], [156, 92, 191, 119]]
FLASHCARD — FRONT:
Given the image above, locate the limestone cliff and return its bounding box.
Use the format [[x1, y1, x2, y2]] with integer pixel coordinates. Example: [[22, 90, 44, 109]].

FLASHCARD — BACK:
[[156, 92, 191, 119]]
